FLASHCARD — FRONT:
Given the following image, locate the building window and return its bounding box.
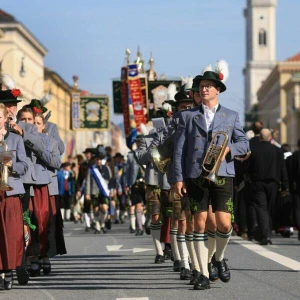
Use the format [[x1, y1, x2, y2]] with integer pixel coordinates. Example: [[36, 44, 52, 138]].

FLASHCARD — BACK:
[[259, 29, 267, 46]]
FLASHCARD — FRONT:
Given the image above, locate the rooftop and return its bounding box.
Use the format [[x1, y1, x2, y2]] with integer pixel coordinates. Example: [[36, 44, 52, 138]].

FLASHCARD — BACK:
[[285, 52, 300, 62]]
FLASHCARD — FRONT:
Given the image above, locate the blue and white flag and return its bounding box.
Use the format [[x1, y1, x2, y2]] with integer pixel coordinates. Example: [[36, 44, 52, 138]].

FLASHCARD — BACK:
[[90, 167, 110, 198]]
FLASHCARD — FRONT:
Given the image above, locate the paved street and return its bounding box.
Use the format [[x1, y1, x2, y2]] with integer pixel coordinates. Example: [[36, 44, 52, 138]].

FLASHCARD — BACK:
[[2, 221, 300, 300]]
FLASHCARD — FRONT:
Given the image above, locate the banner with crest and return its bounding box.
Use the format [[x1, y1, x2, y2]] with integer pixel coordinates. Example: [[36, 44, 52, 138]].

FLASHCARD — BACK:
[[72, 95, 110, 130]]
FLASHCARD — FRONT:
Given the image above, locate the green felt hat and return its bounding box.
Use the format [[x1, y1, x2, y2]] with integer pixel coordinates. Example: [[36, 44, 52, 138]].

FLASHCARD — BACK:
[[192, 71, 226, 93], [27, 99, 48, 114]]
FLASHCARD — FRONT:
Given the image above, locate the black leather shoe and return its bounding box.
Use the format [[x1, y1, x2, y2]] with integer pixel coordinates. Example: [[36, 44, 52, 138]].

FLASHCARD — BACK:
[[208, 262, 219, 281], [101, 227, 107, 234], [180, 267, 191, 280], [216, 259, 230, 283], [163, 244, 172, 260], [194, 274, 210, 290], [4, 272, 13, 290], [94, 229, 100, 234], [259, 237, 272, 245], [16, 266, 29, 285], [154, 254, 165, 264], [30, 263, 41, 277], [173, 260, 181, 272], [43, 261, 51, 275], [189, 270, 200, 285], [85, 227, 91, 232]]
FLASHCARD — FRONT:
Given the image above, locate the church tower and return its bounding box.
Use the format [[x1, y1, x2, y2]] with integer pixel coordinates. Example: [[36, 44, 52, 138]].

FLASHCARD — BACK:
[[244, 0, 277, 114]]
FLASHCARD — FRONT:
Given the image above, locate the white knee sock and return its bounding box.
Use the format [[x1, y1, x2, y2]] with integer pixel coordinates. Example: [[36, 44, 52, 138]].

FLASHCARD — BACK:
[[60, 208, 65, 220], [66, 209, 71, 220], [207, 230, 216, 263], [194, 232, 209, 277], [170, 229, 180, 261], [185, 233, 200, 271], [100, 210, 108, 228], [150, 223, 163, 256], [215, 227, 232, 261], [130, 213, 136, 230], [84, 213, 91, 227], [177, 234, 189, 269]]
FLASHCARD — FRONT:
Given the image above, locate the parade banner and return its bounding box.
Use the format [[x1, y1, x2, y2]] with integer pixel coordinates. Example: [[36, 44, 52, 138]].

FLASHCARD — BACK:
[[139, 73, 148, 124], [78, 95, 110, 130], [112, 80, 122, 114], [71, 91, 80, 130], [148, 79, 182, 120], [121, 67, 130, 137], [127, 64, 146, 132]]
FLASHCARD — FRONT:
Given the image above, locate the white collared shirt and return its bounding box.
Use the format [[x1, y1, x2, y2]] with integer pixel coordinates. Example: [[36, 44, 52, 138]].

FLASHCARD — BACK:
[[202, 103, 219, 131]]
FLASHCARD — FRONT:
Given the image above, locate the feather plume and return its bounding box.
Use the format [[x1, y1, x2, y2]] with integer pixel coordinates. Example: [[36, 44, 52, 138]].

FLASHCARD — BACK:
[[162, 102, 172, 112], [184, 76, 193, 91], [40, 90, 53, 106], [140, 123, 149, 136], [214, 60, 229, 83], [44, 111, 52, 122], [167, 83, 177, 100], [0, 73, 16, 89], [201, 64, 213, 75]]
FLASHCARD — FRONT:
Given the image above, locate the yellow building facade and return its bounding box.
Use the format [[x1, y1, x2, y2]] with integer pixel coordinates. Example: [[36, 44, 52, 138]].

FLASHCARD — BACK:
[[44, 67, 75, 160], [257, 53, 300, 149]]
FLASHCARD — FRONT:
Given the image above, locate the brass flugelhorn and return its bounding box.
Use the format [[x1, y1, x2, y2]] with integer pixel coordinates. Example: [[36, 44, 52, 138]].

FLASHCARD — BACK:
[[202, 131, 229, 183], [0, 134, 14, 191]]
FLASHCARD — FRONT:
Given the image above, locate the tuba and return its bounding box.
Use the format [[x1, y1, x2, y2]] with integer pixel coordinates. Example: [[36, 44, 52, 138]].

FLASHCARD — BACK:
[[0, 135, 14, 191], [152, 148, 171, 174], [202, 131, 229, 183]]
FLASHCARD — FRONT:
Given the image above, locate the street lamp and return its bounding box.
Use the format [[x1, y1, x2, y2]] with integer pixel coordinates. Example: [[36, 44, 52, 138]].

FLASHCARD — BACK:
[[19, 57, 26, 77], [0, 47, 26, 82]]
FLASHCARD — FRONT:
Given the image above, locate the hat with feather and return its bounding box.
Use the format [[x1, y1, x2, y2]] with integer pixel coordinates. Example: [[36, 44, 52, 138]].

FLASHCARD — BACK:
[[164, 83, 194, 108], [0, 89, 23, 103], [190, 60, 229, 93], [26, 99, 48, 114]]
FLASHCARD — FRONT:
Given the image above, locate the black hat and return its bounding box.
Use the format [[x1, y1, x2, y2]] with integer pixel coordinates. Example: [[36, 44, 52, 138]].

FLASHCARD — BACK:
[[61, 162, 71, 168], [83, 148, 95, 154], [192, 71, 226, 93], [94, 152, 105, 160], [114, 152, 124, 159], [164, 84, 194, 108], [0, 89, 22, 103]]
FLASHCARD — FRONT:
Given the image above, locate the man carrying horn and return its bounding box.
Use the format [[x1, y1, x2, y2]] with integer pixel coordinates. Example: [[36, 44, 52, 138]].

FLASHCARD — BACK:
[[173, 61, 249, 290]]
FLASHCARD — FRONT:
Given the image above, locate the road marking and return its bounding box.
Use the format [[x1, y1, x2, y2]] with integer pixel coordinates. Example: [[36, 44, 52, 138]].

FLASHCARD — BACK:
[[231, 236, 300, 272], [106, 245, 153, 253], [116, 298, 149, 300]]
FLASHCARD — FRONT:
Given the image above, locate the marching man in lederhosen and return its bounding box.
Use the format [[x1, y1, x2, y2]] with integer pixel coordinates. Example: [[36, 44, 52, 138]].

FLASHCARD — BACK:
[[173, 61, 249, 290]]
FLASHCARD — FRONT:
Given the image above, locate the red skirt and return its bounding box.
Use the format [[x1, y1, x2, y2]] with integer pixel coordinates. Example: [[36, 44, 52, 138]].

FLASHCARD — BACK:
[[0, 193, 24, 270], [32, 185, 50, 257]]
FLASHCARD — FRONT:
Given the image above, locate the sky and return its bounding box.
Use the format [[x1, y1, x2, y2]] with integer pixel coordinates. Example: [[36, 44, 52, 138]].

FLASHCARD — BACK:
[[1, 0, 300, 127]]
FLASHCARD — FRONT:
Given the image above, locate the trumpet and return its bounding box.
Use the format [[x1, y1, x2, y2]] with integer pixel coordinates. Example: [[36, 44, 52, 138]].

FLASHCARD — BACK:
[[202, 131, 229, 183], [5, 117, 21, 135], [0, 135, 14, 191]]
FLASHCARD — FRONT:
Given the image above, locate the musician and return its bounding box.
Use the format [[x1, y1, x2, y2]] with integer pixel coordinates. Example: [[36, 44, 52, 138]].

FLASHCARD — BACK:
[[123, 138, 145, 235], [76, 148, 95, 232], [0, 101, 28, 290], [85, 152, 112, 234], [160, 84, 195, 280], [137, 130, 163, 263], [173, 69, 249, 290]]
